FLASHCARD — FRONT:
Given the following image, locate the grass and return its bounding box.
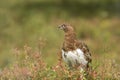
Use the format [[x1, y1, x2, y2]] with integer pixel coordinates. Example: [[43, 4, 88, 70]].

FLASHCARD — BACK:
[[0, 16, 120, 79], [0, 0, 120, 79], [0, 45, 119, 80]]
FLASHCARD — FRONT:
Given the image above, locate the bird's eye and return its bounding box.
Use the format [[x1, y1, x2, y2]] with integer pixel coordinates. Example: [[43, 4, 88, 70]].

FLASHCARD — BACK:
[[61, 24, 66, 29], [58, 24, 68, 32]]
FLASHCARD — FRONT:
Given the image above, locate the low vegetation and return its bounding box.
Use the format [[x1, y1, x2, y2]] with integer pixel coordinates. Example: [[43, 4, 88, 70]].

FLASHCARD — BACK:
[[0, 44, 119, 80], [0, 0, 120, 80]]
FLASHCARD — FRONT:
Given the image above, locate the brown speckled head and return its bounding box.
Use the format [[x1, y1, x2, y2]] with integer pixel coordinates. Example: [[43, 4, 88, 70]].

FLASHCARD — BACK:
[[58, 24, 74, 32]]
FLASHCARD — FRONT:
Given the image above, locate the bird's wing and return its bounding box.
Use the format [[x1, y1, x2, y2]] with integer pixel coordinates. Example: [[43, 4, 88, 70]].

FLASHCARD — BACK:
[[75, 40, 92, 66]]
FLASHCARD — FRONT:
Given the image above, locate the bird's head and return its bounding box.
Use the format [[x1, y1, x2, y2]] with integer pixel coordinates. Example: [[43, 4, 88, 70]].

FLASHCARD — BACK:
[[58, 24, 74, 32]]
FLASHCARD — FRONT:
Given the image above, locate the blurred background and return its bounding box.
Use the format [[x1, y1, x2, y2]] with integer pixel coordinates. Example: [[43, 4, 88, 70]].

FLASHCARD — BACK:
[[0, 0, 120, 69]]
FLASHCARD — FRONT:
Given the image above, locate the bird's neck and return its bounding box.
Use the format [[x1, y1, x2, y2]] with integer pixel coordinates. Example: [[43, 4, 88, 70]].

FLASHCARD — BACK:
[[65, 31, 76, 42], [63, 31, 77, 51]]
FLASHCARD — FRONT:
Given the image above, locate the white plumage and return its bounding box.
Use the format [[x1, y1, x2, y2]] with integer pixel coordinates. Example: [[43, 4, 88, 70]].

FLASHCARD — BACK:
[[62, 48, 88, 69]]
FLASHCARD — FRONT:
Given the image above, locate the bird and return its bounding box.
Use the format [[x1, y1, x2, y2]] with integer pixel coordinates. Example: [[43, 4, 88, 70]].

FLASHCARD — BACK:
[[58, 24, 92, 71]]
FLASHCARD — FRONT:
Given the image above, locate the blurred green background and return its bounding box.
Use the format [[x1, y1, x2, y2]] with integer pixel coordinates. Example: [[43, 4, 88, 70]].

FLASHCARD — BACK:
[[0, 0, 120, 69]]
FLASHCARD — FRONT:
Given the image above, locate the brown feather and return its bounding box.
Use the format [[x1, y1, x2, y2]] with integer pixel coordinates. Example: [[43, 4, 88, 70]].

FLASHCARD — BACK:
[[59, 24, 92, 69]]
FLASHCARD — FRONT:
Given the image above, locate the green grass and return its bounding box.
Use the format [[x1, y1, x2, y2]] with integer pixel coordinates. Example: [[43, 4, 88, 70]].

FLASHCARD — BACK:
[[0, 0, 120, 79]]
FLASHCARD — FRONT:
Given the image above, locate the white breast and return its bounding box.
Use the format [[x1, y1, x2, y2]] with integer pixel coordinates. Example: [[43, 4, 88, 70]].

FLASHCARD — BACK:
[[62, 49, 88, 67]]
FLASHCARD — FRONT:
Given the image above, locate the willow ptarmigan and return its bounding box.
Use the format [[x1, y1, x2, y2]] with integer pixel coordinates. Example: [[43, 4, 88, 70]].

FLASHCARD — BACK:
[[58, 24, 92, 71]]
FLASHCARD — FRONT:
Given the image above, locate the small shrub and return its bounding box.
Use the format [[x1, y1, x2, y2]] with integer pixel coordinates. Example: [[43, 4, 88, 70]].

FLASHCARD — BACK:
[[0, 45, 120, 80]]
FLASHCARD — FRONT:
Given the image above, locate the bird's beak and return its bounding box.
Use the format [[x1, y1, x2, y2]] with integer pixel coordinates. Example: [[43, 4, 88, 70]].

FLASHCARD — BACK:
[[58, 25, 63, 30]]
